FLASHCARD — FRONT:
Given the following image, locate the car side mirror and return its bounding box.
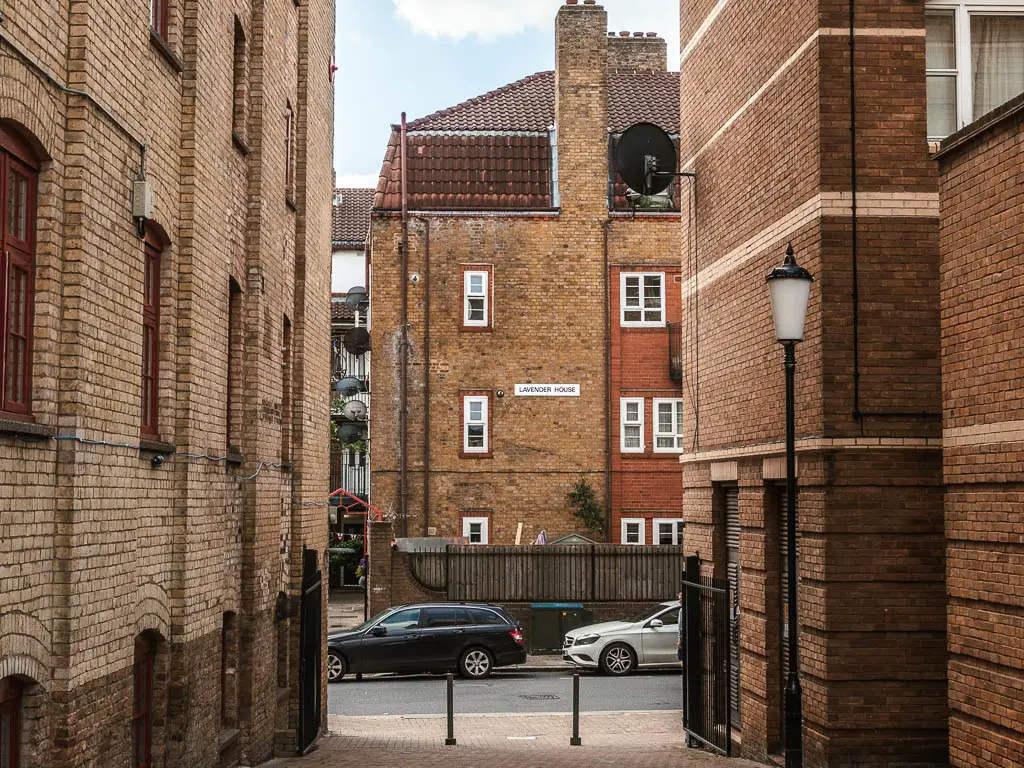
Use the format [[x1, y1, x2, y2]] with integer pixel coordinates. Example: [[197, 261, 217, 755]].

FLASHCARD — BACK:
[[649, 619, 664, 628], [371, 626, 387, 637]]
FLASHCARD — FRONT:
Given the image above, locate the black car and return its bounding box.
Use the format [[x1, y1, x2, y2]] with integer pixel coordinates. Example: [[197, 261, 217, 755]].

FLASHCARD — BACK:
[[327, 602, 526, 682]]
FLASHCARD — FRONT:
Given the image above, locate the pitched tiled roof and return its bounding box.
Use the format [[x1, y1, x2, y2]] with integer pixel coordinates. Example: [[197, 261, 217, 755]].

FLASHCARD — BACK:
[[374, 70, 680, 211], [331, 296, 356, 324], [332, 188, 374, 246]]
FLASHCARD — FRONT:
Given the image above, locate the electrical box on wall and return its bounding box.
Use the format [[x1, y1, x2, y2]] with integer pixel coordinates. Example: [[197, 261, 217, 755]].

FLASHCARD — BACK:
[[132, 180, 154, 220]]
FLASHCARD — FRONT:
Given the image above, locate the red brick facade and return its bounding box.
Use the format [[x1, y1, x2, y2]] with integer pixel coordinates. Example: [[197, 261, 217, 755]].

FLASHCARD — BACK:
[[936, 94, 1024, 768], [678, 1, 946, 764]]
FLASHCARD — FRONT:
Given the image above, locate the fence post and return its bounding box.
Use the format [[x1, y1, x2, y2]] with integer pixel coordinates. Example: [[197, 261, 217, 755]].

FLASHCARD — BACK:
[[570, 673, 582, 746], [684, 554, 702, 742], [445, 672, 456, 746], [589, 545, 596, 601]]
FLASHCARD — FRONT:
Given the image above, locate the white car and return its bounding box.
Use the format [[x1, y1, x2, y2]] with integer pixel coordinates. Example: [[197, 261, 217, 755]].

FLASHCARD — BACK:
[[562, 601, 681, 675]]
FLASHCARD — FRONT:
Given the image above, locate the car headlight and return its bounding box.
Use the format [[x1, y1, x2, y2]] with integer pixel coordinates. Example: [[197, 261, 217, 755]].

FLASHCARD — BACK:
[[573, 634, 601, 646]]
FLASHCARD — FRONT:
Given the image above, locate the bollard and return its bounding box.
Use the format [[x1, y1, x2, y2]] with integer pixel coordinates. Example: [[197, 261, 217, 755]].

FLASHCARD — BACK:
[[445, 672, 457, 746], [570, 672, 582, 746]]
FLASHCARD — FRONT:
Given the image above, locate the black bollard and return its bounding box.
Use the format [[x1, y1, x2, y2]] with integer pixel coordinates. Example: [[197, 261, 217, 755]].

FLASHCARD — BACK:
[[570, 672, 582, 746], [445, 672, 457, 746]]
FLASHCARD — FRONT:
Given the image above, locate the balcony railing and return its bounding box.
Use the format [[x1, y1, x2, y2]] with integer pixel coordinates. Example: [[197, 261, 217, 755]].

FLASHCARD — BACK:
[[667, 321, 683, 383], [330, 450, 369, 503]]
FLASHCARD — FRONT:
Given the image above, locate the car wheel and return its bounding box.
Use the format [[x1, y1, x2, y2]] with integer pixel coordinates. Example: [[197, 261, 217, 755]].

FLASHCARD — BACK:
[[600, 643, 636, 676], [458, 647, 494, 679], [327, 650, 346, 683]]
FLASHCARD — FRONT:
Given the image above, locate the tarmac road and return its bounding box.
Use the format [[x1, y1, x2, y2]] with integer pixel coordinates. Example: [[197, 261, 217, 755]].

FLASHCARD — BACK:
[[327, 668, 682, 716]]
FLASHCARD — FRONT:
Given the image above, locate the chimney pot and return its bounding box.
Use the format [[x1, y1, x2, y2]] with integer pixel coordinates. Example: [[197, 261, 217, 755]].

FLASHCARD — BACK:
[[633, 31, 643, 37], [619, 30, 629, 37], [583, 0, 596, 4], [646, 32, 657, 37], [566, 0, 578, 4]]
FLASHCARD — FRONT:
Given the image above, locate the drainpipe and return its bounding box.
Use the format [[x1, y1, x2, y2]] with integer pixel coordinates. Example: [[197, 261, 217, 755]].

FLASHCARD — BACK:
[[422, 218, 432, 536], [603, 220, 612, 541], [400, 113, 409, 537], [849, 0, 862, 426]]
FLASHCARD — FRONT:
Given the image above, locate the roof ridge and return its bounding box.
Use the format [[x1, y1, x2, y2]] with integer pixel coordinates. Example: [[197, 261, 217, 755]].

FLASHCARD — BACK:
[[407, 70, 554, 130]]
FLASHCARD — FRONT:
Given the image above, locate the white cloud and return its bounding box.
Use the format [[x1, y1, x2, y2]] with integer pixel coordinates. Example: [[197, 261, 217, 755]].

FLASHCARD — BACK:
[[336, 173, 380, 190], [392, 0, 679, 67]]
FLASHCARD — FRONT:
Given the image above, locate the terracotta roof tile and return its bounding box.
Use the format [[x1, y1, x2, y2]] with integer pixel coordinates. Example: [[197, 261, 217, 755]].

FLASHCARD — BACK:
[[332, 188, 374, 246], [331, 296, 356, 323], [374, 69, 680, 211]]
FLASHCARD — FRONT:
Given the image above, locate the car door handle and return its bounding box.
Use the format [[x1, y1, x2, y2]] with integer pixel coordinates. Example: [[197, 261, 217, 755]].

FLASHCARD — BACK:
[[452, 629, 464, 634]]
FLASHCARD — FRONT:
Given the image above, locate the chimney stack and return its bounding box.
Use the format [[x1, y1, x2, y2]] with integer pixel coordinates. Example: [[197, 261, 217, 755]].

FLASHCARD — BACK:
[[607, 32, 667, 73], [554, 1, 609, 217]]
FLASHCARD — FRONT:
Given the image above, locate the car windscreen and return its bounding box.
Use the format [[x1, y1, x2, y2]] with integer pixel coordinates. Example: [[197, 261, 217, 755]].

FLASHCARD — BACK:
[[629, 603, 672, 623], [349, 610, 390, 633]]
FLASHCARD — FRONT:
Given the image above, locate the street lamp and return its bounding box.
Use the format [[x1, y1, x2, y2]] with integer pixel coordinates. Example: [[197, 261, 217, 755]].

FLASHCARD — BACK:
[[766, 242, 813, 768]]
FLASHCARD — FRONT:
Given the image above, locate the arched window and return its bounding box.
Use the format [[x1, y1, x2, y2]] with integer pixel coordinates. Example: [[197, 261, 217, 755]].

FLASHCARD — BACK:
[[1, 677, 23, 768], [0, 126, 40, 417], [141, 230, 162, 436], [132, 634, 156, 768]]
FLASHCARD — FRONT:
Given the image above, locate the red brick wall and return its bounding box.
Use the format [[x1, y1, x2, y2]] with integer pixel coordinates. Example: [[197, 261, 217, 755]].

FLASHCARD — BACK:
[[937, 95, 1024, 768], [678, 1, 946, 764]]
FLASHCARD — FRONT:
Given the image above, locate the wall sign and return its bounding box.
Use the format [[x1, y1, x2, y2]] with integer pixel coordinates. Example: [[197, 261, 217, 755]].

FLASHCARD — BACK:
[[514, 383, 580, 397]]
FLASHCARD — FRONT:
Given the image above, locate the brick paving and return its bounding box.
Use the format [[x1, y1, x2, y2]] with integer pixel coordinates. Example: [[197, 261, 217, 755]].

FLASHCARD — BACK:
[[263, 712, 766, 767]]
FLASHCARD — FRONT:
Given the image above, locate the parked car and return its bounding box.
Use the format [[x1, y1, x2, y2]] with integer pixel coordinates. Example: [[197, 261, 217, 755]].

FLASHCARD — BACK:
[[327, 602, 526, 682], [562, 601, 681, 675]]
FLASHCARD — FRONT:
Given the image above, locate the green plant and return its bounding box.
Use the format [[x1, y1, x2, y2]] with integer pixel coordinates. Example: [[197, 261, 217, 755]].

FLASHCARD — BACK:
[[567, 476, 604, 535]]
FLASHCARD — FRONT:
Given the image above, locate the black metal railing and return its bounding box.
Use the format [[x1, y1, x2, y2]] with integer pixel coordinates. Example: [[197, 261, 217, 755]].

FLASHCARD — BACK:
[[682, 555, 731, 756], [667, 321, 683, 382], [408, 545, 683, 602]]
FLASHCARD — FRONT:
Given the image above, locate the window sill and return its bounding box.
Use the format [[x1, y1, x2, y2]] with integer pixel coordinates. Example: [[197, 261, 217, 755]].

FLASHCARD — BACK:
[[232, 130, 250, 156], [459, 451, 492, 460], [620, 322, 668, 330], [0, 416, 54, 440], [139, 438, 176, 455], [218, 728, 241, 753], [150, 29, 184, 73], [460, 325, 493, 333]]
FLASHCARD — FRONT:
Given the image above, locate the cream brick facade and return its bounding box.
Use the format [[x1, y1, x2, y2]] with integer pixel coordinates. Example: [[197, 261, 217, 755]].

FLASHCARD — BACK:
[[0, 0, 333, 765]]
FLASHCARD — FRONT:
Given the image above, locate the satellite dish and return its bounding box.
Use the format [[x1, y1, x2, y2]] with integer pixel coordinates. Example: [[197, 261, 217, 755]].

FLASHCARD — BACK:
[[337, 422, 367, 443], [335, 376, 363, 396], [614, 122, 676, 197], [341, 399, 368, 421], [345, 286, 368, 306], [343, 327, 371, 356]]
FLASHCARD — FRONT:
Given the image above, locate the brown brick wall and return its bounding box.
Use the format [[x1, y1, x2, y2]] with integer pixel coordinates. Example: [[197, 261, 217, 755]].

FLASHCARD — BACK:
[[937, 96, 1024, 768], [369, 5, 682, 547], [0, 0, 333, 764], [607, 35, 667, 73], [678, 1, 946, 764]]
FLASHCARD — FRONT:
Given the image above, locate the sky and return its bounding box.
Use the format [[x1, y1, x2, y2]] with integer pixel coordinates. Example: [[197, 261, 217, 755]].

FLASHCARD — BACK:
[[333, 0, 680, 189]]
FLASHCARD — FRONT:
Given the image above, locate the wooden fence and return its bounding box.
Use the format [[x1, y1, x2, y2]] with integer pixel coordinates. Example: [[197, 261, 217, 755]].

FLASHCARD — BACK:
[[408, 545, 683, 603]]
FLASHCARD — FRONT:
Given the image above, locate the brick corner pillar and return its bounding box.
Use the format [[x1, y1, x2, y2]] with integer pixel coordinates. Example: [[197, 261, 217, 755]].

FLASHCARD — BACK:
[[366, 521, 395, 615]]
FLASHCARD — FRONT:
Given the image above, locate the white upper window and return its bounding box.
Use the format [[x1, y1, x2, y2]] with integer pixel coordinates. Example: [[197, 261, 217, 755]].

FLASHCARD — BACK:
[[620, 397, 644, 453], [464, 270, 489, 327], [620, 272, 665, 327], [621, 518, 646, 545], [653, 398, 684, 452], [463, 395, 488, 453], [462, 516, 489, 544], [654, 519, 684, 546], [926, 3, 1024, 139]]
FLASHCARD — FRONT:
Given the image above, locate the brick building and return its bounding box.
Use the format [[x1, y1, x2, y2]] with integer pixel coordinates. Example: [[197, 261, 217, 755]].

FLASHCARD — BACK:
[[369, 1, 683, 545], [935, 93, 1024, 768], [0, 0, 333, 765], [677, 0, 1022, 766]]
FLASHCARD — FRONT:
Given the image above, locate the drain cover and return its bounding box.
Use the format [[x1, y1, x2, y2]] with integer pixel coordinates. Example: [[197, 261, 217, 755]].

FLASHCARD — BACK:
[[518, 694, 560, 700]]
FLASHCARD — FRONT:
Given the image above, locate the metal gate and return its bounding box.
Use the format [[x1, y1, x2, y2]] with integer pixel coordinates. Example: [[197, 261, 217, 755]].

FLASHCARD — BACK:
[[725, 486, 741, 723], [298, 547, 322, 754], [681, 555, 732, 756]]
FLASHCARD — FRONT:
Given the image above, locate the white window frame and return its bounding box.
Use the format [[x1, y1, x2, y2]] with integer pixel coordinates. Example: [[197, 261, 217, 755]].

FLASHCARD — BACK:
[[620, 397, 645, 453], [463, 395, 489, 453], [620, 272, 666, 328], [652, 398, 684, 453], [925, 2, 1024, 139], [654, 519, 685, 546], [621, 518, 646, 545], [462, 516, 489, 544], [463, 269, 490, 327]]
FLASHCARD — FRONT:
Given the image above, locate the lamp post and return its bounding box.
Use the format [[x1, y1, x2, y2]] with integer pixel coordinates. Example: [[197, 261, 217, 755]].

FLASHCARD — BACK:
[[766, 243, 813, 768]]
